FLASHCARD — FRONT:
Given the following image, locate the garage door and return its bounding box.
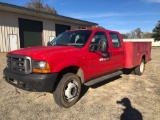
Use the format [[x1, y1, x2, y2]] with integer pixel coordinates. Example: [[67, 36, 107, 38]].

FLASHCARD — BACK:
[[19, 18, 43, 48], [55, 24, 71, 36]]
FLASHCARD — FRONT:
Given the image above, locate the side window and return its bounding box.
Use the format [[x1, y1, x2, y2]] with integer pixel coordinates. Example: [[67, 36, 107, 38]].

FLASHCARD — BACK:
[[90, 32, 108, 51], [110, 33, 121, 48], [91, 32, 108, 44]]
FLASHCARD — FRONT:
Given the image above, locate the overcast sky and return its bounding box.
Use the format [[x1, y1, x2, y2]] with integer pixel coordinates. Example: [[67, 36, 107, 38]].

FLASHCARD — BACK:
[[0, 0, 160, 33]]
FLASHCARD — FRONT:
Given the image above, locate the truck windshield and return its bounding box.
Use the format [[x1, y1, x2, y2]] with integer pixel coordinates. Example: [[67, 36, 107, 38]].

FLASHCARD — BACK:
[[50, 30, 92, 47]]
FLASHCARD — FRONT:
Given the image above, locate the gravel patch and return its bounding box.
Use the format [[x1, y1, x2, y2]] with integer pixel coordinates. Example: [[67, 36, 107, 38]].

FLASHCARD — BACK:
[[0, 48, 160, 120]]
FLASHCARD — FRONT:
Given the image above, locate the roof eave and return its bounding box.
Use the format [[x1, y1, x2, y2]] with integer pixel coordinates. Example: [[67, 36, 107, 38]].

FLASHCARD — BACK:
[[0, 2, 97, 26]]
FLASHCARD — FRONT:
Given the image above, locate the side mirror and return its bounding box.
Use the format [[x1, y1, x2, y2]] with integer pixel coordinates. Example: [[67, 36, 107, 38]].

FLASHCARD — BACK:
[[100, 40, 108, 53]]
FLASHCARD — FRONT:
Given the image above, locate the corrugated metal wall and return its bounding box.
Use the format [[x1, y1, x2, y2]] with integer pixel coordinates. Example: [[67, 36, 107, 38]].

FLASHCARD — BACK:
[[0, 10, 57, 52], [43, 19, 56, 45], [0, 11, 20, 52]]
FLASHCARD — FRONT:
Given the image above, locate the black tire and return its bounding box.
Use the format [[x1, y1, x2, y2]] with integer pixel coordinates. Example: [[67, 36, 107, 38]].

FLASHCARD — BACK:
[[134, 59, 145, 75], [53, 73, 81, 108]]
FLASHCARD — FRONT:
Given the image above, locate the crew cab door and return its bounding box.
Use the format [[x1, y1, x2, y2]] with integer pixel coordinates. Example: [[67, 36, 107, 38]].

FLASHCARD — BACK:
[[109, 32, 124, 70], [87, 31, 113, 80]]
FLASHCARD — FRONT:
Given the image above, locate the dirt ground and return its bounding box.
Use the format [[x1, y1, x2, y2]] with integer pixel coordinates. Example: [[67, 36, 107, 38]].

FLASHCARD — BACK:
[[0, 48, 160, 120]]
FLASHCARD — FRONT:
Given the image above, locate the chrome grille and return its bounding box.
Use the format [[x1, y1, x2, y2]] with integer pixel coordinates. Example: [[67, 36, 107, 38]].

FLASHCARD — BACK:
[[7, 54, 32, 74]]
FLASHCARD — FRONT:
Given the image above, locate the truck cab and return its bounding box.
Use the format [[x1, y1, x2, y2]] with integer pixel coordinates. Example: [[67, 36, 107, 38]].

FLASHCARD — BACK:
[[3, 26, 151, 107]]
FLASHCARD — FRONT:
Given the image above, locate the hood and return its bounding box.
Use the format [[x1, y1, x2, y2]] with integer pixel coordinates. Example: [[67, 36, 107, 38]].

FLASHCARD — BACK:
[[9, 46, 78, 59]]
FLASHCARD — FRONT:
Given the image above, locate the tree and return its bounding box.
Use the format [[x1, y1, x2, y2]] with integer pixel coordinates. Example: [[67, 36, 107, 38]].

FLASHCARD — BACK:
[[127, 28, 143, 38], [143, 32, 154, 38], [135, 28, 142, 38], [25, 0, 57, 14], [121, 34, 128, 39], [152, 20, 160, 41]]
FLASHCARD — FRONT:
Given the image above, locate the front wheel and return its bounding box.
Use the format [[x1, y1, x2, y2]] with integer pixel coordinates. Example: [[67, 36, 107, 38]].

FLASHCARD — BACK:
[[134, 59, 145, 75], [53, 73, 81, 108]]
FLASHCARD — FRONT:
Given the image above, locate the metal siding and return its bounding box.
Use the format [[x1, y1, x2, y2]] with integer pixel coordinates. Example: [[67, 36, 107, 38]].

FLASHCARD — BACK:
[[0, 13, 4, 52], [0, 11, 19, 52], [0, 11, 1, 51], [43, 20, 56, 45], [2, 25, 6, 52]]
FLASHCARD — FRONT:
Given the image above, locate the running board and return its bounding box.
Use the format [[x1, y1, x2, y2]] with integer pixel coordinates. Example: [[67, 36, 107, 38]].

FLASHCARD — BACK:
[[84, 71, 123, 86]]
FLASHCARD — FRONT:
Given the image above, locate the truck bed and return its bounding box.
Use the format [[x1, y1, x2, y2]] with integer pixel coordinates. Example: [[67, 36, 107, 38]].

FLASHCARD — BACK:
[[123, 39, 151, 68]]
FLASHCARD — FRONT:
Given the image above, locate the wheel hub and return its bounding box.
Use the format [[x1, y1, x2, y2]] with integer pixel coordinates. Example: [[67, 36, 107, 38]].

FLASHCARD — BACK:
[[140, 61, 144, 73], [64, 81, 78, 102]]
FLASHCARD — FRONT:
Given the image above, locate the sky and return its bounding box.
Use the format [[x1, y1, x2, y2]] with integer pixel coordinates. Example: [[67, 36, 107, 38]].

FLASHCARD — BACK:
[[0, 0, 160, 33]]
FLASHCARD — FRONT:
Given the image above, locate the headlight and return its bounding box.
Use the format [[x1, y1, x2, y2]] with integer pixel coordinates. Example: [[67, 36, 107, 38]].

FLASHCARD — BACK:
[[32, 61, 46, 69], [32, 61, 50, 73]]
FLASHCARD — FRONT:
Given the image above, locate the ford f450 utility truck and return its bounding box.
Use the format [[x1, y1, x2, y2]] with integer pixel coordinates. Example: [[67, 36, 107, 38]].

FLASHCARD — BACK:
[[3, 27, 151, 107]]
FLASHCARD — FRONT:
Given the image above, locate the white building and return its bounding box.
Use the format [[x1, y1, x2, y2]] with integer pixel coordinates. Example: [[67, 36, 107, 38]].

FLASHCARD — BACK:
[[0, 2, 97, 52]]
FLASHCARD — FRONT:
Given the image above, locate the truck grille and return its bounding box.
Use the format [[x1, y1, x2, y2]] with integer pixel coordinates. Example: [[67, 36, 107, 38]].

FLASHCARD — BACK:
[[7, 54, 32, 74]]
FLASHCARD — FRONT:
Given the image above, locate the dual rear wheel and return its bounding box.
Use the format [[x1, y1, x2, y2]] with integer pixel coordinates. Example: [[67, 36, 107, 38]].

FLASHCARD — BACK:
[[134, 59, 145, 75]]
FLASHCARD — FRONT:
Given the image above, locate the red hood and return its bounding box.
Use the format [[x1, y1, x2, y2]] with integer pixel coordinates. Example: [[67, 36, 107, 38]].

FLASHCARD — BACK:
[[9, 46, 78, 59]]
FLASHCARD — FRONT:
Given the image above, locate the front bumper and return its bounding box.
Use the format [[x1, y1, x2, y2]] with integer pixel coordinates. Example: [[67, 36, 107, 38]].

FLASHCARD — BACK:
[[3, 68, 58, 92]]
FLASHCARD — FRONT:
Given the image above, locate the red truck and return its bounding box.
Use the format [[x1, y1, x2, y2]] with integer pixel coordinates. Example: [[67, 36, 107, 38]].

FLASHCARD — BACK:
[[3, 27, 151, 107]]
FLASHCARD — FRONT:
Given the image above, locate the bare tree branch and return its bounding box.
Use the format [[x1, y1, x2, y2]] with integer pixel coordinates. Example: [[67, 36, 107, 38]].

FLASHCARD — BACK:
[[25, 0, 57, 14]]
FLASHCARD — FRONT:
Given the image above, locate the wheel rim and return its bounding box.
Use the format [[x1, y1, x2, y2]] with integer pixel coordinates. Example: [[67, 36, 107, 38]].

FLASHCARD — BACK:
[[140, 61, 144, 73], [64, 80, 78, 102]]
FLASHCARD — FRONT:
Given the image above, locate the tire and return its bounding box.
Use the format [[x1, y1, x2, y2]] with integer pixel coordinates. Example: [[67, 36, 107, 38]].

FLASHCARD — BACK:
[[134, 59, 145, 75], [53, 73, 81, 108]]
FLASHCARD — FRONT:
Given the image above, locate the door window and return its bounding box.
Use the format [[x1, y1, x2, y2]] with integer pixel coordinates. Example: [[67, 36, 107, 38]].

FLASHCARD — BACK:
[[90, 32, 108, 51], [110, 33, 121, 48]]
